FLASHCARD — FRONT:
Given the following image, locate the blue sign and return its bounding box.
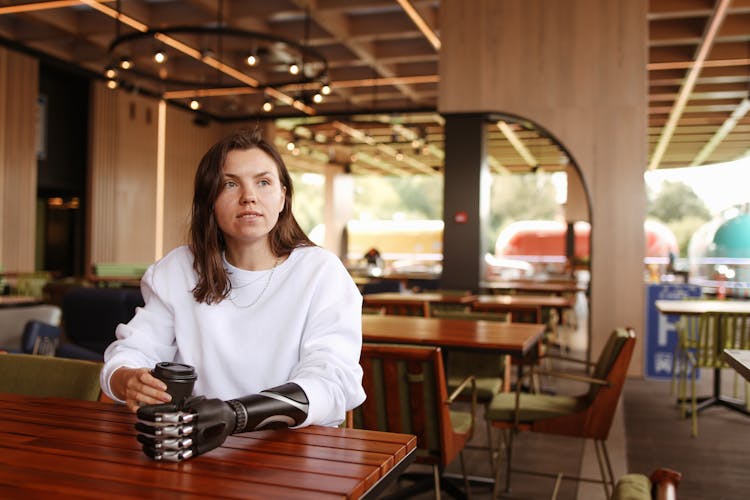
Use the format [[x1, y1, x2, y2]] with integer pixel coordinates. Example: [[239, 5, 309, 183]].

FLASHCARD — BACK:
[[644, 283, 702, 379]]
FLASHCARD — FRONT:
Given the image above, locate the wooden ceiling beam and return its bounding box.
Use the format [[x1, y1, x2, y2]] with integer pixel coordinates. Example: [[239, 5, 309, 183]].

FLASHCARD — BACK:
[[648, 0, 732, 170]]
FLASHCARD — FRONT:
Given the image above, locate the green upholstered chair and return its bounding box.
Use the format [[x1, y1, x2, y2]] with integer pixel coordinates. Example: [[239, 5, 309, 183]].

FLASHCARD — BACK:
[[354, 343, 476, 499], [485, 327, 636, 499], [0, 353, 103, 401], [431, 308, 511, 466]]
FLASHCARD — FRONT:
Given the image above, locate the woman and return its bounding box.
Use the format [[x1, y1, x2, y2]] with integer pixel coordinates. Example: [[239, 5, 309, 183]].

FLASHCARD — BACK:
[[100, 129, 365, 461]]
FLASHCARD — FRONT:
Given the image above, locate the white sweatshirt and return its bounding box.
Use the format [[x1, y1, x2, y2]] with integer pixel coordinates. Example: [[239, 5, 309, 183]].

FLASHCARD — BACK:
[[100, 245, 366, 427]]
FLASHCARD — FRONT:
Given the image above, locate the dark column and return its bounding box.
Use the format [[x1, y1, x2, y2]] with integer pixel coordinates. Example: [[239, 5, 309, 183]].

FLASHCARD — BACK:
[[441, 113, 489, 292]]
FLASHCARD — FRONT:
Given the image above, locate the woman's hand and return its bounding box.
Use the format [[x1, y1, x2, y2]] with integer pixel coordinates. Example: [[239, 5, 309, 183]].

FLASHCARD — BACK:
[[111, 367, 172, 412]]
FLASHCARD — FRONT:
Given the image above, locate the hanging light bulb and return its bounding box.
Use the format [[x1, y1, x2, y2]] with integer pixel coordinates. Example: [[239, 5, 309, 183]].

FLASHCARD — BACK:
[[189, 99, 200, 110], [321, 83, 331, 95], [289, 63, 300, 75], [246, 54, 258, 66], [312, 92, 323, 104], [104, 66, 117, 79], [106, 79, 118, 90], [153, 50, 167, 64], [262, 100, 274, 112], [118, 56, 133, 70], [286, 141, 295, 151]]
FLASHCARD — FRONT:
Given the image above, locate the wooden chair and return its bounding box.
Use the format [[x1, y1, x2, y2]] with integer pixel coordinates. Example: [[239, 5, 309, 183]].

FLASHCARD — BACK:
[[353, 343, 477, 499], [485, 327, 636, 498], [0, 353, 103, 401], [431, 308, 511, 466]]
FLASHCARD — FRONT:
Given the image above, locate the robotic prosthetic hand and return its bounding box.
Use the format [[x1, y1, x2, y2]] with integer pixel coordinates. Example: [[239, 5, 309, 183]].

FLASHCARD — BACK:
[[135, 382, 309, 462]]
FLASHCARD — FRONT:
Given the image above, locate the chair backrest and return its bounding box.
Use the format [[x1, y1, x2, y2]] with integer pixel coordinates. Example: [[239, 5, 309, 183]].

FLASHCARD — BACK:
[[0, 353, 103, 401], [720, 312, 750, 355], [62, 287, 144, 354], [431, 308, 509, 323], [354, 343, 461, 466], [580, 327, 636, 439], [0, 305, 61, 350], [21, 320, 61, 355]]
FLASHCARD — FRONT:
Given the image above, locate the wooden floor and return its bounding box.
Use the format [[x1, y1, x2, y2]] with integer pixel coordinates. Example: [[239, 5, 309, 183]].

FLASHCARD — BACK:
[[623, 373, 750, 500], [379, 359, 750, 499]]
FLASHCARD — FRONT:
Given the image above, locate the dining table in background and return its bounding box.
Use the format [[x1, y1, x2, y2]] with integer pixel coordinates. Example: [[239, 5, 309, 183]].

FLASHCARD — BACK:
[[0, 392, 416, 499], [479, 279, 586, 296], [655, 299, 750, 417], [0, 296, 44, 308], [362, 291, 478, 317], [362, 314, 545, 362], [471, 294, 575, 323]]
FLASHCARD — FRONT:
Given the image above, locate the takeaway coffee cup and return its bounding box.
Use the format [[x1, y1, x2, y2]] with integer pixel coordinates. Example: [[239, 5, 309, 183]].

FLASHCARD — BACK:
[[151, 362, 197, 409]]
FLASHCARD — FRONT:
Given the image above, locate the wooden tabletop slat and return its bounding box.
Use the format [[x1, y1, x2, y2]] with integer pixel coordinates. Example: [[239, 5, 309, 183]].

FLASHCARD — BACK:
[[363, 292, 477, 305], [0, 393, 416, 499], [473, 294, 574, 309], [0, 435, 367, 498], [362, 314, 545, 355], [0, 459, 343, 500]]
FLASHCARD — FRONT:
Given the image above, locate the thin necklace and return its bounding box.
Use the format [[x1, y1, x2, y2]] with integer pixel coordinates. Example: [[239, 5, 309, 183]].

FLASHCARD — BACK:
[[228, 257, 281, 309]]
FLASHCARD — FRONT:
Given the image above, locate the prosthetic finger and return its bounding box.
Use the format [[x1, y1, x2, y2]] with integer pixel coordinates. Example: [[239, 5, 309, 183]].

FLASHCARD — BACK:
[[135, 383, 310, 463]]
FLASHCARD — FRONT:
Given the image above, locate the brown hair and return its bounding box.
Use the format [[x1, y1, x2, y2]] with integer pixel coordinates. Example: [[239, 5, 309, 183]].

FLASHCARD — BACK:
[[188, 129, 314, 304]]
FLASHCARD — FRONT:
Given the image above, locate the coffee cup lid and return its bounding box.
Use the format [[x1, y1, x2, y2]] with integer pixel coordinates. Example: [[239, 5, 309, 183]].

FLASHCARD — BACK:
[[152, 362, 197, 381]]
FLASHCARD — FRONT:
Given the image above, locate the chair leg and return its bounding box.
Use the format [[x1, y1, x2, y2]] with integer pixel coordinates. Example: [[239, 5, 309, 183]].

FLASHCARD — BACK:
[[678, 356, 686, 417], [492, 429, 507, 498], [485, 419, 495, 469], [670, 343, 679, 395], [593, 439, 612, 499], [432, 464, 442, 500], [459, 450, 472, 499], [690, 361, 698, 437], [599, 440, 615, 494], [550, 473, 563, 500]]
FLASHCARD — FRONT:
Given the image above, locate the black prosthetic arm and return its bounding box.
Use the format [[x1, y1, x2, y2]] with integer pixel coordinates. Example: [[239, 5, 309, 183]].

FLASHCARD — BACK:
[[136, 383, 309, 462], [228, 382, 309, 433]]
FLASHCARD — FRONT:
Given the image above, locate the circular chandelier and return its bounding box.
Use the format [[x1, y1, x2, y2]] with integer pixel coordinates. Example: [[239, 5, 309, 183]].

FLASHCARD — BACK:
[[103, 25, 331, 114]]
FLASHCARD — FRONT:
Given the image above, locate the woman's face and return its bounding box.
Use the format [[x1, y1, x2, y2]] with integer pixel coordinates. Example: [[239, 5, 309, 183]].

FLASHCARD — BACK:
[[214, 148, 286, 253]]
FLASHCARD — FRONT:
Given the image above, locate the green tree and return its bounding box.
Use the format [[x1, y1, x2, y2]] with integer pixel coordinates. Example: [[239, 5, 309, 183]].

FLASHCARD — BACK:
[[648, 180, 710, 222], [290, 172, 324, 234], [353, 174, 442, 220], [488, 172, 561, 250], [647, 181, 711, 256]]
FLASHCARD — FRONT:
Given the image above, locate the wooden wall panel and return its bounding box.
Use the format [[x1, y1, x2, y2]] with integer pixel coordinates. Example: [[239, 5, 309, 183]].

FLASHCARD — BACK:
[[161, 107, 223, 256], [89, 83, 158, 270], [88, 82, 118, 268], [439, 0, 647, 374], [0, 48, 38, 272]]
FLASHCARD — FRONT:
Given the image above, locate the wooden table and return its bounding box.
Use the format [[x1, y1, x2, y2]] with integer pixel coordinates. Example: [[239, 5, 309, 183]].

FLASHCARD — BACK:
[[362, 314, 545, 360], [362, 292, 477, 317], [0, 296, 44, 308], [655, 299, 750, 416], [723, 349, 750, 383], [0, 393, 416, 499], [472, 294, 575, 323], [480, 279, 586, 296]]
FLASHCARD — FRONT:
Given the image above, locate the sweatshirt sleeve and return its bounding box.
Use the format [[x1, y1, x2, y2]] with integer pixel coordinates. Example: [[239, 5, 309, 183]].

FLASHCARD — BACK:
[[287, 252, 366, 427], [99, 260, 179, 402]]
